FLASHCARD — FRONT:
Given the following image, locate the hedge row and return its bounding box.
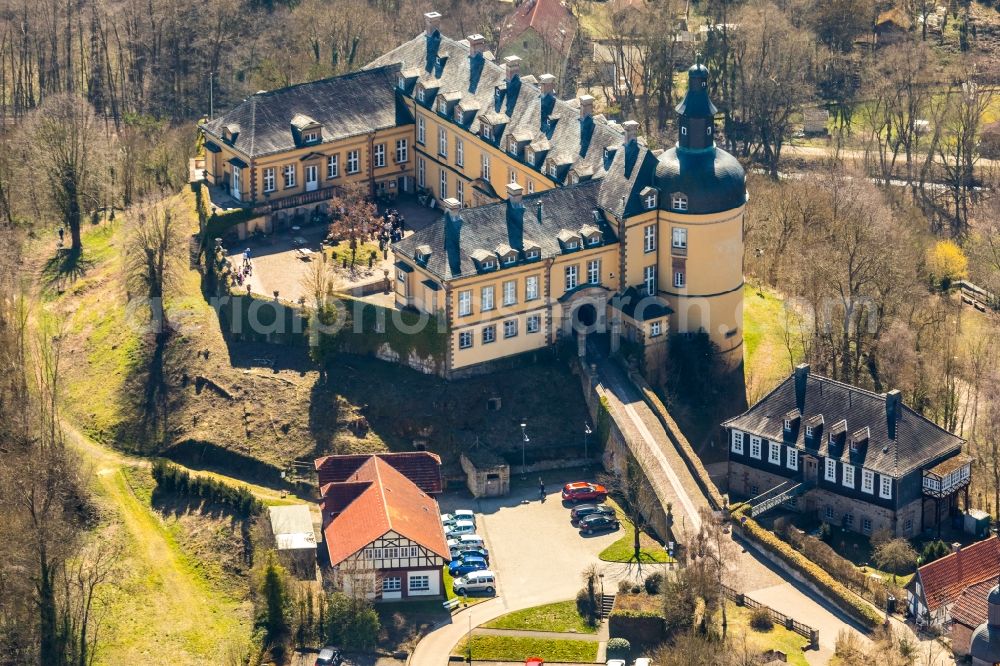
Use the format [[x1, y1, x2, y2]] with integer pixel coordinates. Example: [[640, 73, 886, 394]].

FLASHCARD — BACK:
[[152, 459, 263, 516], [627, 370, 726, 510], [608, 609, 665, 646], [732, 506, 884, 629]]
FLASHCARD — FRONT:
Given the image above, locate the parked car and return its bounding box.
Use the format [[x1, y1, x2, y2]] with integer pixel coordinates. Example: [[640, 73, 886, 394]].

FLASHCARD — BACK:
[[449, 554, 489, 576], [452, 570, 496, 595], [579, 513, 620, 534], [315, 646, 342, 666], [445, 519, 476, 538], [570, 503, 616, 525], [562, 482, 608, 503], [633, 658, 652, 666], [606, 660, 626, 666], [450, 547, 490, 564], [525, 659, 544, 665], [441, 509, 476, 527], [447, 534, 486, 557]]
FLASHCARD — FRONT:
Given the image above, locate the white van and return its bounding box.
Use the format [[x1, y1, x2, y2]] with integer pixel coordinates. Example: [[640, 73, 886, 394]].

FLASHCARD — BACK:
[[452, 570, 496, 595], [445, 520, 476, 538], [447, 534, 485, 557]]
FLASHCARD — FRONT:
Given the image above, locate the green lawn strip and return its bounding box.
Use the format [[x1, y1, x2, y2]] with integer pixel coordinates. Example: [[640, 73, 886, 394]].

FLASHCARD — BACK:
[[482, 600, 598, 634], [598, 499, 674, 564], [444, 566, 488, 608], [454, 635, 598, 662], [722, 602, 810, 666]]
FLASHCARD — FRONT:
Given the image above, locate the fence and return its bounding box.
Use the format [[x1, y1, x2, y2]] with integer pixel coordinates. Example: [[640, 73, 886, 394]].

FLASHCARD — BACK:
[[955, 280, 997, 311], [721, 583, 819, 648]]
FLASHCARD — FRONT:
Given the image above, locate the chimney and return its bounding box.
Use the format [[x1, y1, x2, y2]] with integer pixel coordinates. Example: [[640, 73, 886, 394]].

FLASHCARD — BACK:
[[506, 182, 523, 206], [442, 197, 461, 221], [885, 389, 901, 440], [794, 363, 810, 413], [424, 11, 441, 36], [468, 34, 486, 57], [952, 542, 962, 554], [539, 73, 556, 95], [504, 55, 521, 82], [623, 119, 639, 145], [578, 94, 594, 119]]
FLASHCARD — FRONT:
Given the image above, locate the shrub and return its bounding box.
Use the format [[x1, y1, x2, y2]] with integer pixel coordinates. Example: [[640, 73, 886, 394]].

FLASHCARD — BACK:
[[606, 637, 631, 660], [644, 572, 663, 595], [151, 459, 263, 516], [749, 606, 774, 631], [618, 579, 633, 594], [576, 588, 596, 624], [920, 539, 951, 565]]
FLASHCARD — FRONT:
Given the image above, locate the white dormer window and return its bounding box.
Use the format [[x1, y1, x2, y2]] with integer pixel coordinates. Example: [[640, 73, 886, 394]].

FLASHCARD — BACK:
[[503, 253, 516, 266], [416, 86, 425, 102], [508, 136, 518, 155], [438, 98, 447, 113], [480, 121, 492, 140], [681, 126, 688, 136], [526, 248, 540, 260], [482, 259, 495, 270], [707, 125, 713, 135], [304, 130, 319, 143], [525, 147, 535, 165], [783, 419, 792, 431], [566, 240, 578, 250], [805, 426, 814, 438], [603, 147, 614, 162], [645, 193, 657, 209], [455, 107, 463, 123], [547, 162, 558, 178], [671, 193, 688, 211], [397, 75, 405, 89], [588, 234, 600, 246], [569, 172, 579, 185]]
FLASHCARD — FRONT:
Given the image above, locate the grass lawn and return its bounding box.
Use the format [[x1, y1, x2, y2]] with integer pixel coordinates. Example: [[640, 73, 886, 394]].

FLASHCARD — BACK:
[[454, 635, 598, 662], [743, 284, 803, 400], [599, 499, 674, 564], [443, 567, 489, 608], [483, 600, 598, 634], [722, 602, 810, 666], [327, 240, 380, 267]]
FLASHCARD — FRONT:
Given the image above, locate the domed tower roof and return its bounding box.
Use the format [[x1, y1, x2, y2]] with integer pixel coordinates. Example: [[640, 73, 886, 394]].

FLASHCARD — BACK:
[[971, 583, 1000, 664], [656, 54, 746, 215]]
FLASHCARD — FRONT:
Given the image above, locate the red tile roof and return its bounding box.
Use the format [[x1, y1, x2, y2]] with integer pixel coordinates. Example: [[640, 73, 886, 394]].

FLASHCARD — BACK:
[[314, 451, 443, 494], [917, 537, 1000, 614], [320, 457, 450, 566], [499, 0, 578, 56], [951, 579, 997, 628]]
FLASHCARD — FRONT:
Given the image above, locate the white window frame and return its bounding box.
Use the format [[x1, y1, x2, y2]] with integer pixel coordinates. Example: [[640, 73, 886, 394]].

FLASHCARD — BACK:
[[644, 193, 657, 209], [458, 290, 472, 316], [503, 280, 516, 306], [672, 227, 687, 250], [672, 193, 688, 211], [263, 167, 275, 193], [481, 153, 491, 180], [416, 86, 425, 103], [749, 436, 761, 459], [650, 321, 662, 337], [843, 463, 856, 488], [283, 164, 296, 188], [439, 169, 447, 199], [787, 448, 798, 471], [526, 248, 540, 260], [587, 259, 600, 285], [768, 441, 781, 465], [347, 150, 360, 174], [526, 314, 541, 333], [861, 469, 874, 494], [382, 576, 402, 592], [525, 275, 539, 301], [565, 265, 578, 291], [731, 431, 744, 455], [644, 265, 656, 296], [459, 330, 473, 349], [303, 130, 318, 143], [438, 126, 448, 157], [456, 137, 464, 166], [374, 143, 386, 168], [456, 179, 465, 206], [879, 475, 892, 499], [409, 575, 430, 592], [395, 138, 408, 163], [643, 224, 656, 253], [673, 270, 685, 288], [417, 157, 426, 188], [503, 319, 518, 338], [482, 324, 496, 344], [824, 458, 836, 482], [417, 116, 426, 144], [525, 147, 535, 165], [480, 121, 492, 140], [481, 286, 494, 311], [327, 154, 339, 179], [527, 180, 535, 194]]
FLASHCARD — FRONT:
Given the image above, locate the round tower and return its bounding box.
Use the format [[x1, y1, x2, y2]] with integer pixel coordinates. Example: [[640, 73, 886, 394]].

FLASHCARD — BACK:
[[654, 55, 746, 368], [971, 584, 1000, 666]]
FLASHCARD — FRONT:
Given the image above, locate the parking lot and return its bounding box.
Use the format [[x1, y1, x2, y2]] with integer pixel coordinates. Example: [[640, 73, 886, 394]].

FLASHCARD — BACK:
[[439, 471, 647, 607]]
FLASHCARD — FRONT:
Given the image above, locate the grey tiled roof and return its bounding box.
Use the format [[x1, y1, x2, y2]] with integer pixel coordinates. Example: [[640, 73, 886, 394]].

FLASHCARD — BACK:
[[367, 32, 657, 218], [200, 65, 411, 158], [723, 373, 964, 478], [394, 180, 617, 280]]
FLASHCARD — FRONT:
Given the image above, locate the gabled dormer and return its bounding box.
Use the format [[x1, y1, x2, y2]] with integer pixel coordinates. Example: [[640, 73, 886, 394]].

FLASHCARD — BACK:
[[557, 229, 581, 252], [415, 80, 440, 106], [523, 240, 542, 261], [640, 186, 659, 210], [436, 91, 461, 117], [414, 244, 433, 266], [568, 166, 593, 185], [291, 115, 323, 146], [804, 414, 824, 445], [454, 99, 480, 126], [222, 123, 241, 144], [828, 419, 848, 453], [544, 155, 572, 182], [507, 130, 532, 159], [495, 243, 519, 266], [527, 138, 551, 168], [398, 67, 421, 94], [849, 427, 870, 456], [470, 249, 497, 272], [783, 409, 801, 442], [579, 224, 602, 247], [602, 145, 617, 170]]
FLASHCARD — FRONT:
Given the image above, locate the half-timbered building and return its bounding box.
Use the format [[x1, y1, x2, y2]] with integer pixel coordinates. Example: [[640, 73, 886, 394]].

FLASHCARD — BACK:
[[318, 454, 450, 600]]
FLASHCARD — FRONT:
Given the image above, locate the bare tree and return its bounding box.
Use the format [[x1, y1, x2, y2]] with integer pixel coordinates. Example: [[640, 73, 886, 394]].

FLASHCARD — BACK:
[[124, 202, 180, 334], [327, 182, 379, 272], [598, 455, 658, 571]]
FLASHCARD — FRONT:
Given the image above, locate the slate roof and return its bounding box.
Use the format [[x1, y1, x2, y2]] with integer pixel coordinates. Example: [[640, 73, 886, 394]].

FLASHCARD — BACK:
[[915, 537, 1000, 614], [314, 451, 443, 494], [366, 31, 658, 219], [951, 579, 997, 628], [394, 180, 618, 280], [319, 457, 450, 566], [200, 65, 411, 158], [723, 371, 964, 478], [498, 0, 579, 56]]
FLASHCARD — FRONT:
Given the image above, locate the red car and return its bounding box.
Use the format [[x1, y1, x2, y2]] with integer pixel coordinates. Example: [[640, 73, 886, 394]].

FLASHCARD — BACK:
[[561, 481, 607, 503]]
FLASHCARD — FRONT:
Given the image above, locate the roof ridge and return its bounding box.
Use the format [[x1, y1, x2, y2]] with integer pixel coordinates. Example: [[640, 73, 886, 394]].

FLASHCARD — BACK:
[[372, 457, 391, 531]]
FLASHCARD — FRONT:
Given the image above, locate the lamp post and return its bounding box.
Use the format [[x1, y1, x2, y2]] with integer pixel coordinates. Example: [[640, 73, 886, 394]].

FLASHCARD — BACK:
[[584, 423, 592, 462], [520, 422, 529, 479], [598, 573, 605, 621]]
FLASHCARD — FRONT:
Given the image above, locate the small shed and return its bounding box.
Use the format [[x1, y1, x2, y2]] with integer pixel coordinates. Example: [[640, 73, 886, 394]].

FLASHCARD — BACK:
[[268, 504, 318, 578], [460, 450, 510, 498]]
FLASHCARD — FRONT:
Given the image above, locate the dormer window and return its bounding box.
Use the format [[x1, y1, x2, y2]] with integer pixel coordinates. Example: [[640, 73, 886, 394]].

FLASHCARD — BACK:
[[671, 193, 688, 211], [480, 121, 492, 140], [526, 248, 540, 260], [455, 107, 463, 123], [784, 419, 792, 431], [416, 86, 425, 103], [566, 240, 578, 249], [569, 172, 579, 185], [303, 130, 319, 143], [507, 135, 517, 155], [438, 98, 447, 114], [482, 259, 495, 269], [547, 161, 558, 178], [805, 426, 814, 438], [681, 126, 688, 136], [397, 75, 405, 89], [645, 193, 657, 209], [603, 147, 615, 162], [525, 147, 535, 165]]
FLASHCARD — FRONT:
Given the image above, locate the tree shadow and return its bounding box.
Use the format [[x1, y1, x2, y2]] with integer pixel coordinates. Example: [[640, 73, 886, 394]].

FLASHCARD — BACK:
[[41, 247, 94, 292]]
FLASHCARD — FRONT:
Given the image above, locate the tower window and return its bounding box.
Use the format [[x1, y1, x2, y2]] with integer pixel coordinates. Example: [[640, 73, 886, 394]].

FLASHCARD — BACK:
[[681, 126, 688, 136], [707, 126, 713, 135], [671, 193, 688, 211]]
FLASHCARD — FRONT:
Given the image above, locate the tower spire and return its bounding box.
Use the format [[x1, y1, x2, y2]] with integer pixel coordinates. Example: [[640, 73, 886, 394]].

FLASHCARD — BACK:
[[675, 56, 718, 153]]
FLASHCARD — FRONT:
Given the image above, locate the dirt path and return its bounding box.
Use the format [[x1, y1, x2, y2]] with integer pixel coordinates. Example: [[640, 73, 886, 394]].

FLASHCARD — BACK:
[[66, 424, 255, 665]]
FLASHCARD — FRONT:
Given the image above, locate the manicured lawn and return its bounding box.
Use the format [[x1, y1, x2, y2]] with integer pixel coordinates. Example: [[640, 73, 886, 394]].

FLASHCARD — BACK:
[[483, 600, 598, 634], [743, 284, 803, 399], [454, 635, 598, 662], [599, 499, 674, 564], [722, 602, 810, 666]]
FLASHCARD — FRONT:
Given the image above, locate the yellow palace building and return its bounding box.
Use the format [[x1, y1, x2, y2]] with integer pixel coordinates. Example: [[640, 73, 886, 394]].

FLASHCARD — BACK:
[[200, 11, 747, 379]]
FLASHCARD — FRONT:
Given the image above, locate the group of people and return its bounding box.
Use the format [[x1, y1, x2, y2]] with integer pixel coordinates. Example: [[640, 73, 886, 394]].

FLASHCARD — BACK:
[[376, 208, 406, 253], [233, 248, 253, 289]]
